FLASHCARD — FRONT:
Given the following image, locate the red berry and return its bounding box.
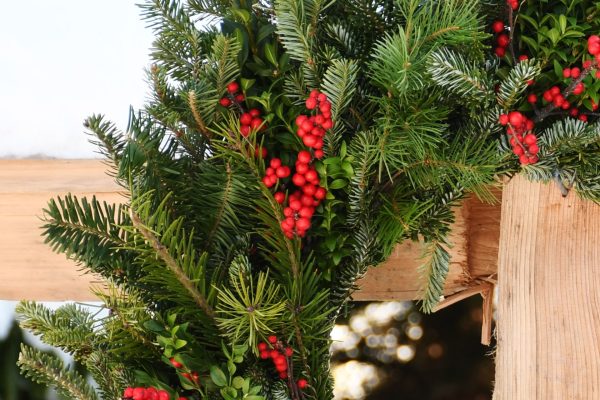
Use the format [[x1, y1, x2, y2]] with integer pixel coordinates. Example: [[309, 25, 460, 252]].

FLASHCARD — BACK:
[[297, 150, 312, 164], [124, 388, 134, 398], [314, 149, 324, 159], [584, 60, 593, 69], [314, 187, 327, 200], [258, 342, 268, 351], [519, 154, 529, 164], [573, 83, 585, 95], [296, 162, 309, 175], [292, 174, 307, 187], [304, 170, 318, 183], [296, 217, 310, 231], [269, 349, 279, 358], [158, 390, 170, 400], [249, 108, 261, 117], [596, 71, 600, 79], [309, 89, 319, 98], [563, 68, 571, 78], [250, 118, 264, 130], [569, 108, 579, 117], [492, 20, 504, 33], [527, 94, 537, 104], [523, 134, 536, 145], [297, 379, 308, 390], [579, 114, 588, 122], [528, 144, 539, 154], [285, 347, 294, 357], [219, 97, 231, 107], [528, 155, 539, 164], [571, 67, 581, 79], [240, 125, 251, 137], [279, 372, 288, 379], [227, 82, 239, 93], [550, 86, 561, 96], [508, 111, 523, 127], [303, 135, 317, 147], [268, 335, 278, 344], [497, 34, 510, 48], [543, 90, 554, 102], [301, 120, 313, 132], [518, 55, 528, 61], [274, 192, 285, 204], [170, 357, 183, 369], [270, 158, 282, 169], [306, 98, 317, 110], [260, 350, 270, 359], [302, 184, 317, 196], [513, 145, 524, 156], [240, 113, 252, 125], [499, 114, 509, 125], [133, 388, 145, 400], [276, 166, 291, 178], [235, 93, 245, 102]]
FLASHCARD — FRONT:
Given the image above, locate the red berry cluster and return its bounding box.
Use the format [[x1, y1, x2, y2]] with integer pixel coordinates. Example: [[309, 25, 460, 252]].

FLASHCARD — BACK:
[[170, 358, 200, 387], [499, 111, 539, 165], [219, 82, 245, 107], [296, 89, 335, 160], [258, 336, 308, 390], [218, 81, 268, 139], [123, 387, 184, 400], [239, 108, 267, 137], [260, 90, 331, 239]]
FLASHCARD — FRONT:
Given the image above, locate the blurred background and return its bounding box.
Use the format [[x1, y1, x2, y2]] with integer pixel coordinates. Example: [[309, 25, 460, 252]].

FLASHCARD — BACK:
[[0, 298, 494, 400], [0, 1, 494, 399]]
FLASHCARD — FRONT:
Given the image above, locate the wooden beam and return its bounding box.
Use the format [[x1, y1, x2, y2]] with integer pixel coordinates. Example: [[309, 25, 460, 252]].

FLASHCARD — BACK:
[[493, 175, 600, 399], [0, 159, 501, 302], [0, 160, 123, 301]]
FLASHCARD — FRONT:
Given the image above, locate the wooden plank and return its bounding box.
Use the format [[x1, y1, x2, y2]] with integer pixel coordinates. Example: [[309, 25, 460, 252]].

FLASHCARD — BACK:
[[0, 160, 501, 302], [0, 160, 123, 301], [493, 175, 600, 399]]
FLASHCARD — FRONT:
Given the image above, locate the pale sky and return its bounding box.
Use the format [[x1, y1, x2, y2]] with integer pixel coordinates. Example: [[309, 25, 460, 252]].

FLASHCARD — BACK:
[[0, 1, 153, 158]]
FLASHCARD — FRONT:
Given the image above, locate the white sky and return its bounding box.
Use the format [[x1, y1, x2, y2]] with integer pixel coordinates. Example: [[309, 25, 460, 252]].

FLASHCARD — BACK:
[[0, 1, 153, 158]]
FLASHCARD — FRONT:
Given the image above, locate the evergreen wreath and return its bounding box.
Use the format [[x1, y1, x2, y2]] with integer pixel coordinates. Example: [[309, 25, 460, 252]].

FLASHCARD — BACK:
[[16, 0, 600, 399]]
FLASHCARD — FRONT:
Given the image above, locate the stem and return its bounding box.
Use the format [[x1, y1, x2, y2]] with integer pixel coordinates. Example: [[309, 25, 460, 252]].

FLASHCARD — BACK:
[[508, 6, 517, 62], [129, 209, 216, 319], [535, 59, 598, 122]]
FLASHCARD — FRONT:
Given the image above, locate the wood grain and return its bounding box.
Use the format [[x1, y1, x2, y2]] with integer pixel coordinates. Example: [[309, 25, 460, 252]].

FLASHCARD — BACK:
[[493, 174, 600, 400], [0, 160, 124, 301]]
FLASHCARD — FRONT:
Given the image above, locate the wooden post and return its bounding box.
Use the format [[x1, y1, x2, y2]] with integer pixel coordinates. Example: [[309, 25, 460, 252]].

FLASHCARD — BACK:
[[493, 175, 600, 399]]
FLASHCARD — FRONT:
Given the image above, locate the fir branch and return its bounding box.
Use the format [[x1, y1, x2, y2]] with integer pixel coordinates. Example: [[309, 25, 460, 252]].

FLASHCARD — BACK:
[[428, 47, 492, 104], [321, 59, 359, 154], [496, 59, 541, 109], [188, 90, 211, 139], [129, 207, 216, 319], [18, 345, 99, 400], [419, 238, 451, 313]]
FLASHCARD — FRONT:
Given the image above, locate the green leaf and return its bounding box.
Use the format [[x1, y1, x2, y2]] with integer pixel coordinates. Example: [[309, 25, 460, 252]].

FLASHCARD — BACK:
[[233, 376, 245, 389], [210, 366, 228, 387], [220, 387, 238, 400], [329, 179, 348, 189]]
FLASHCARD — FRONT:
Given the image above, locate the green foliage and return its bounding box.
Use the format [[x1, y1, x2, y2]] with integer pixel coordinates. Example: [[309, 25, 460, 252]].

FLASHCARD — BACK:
[[20, 0, 600, 399], [18, 345, 99, 400]]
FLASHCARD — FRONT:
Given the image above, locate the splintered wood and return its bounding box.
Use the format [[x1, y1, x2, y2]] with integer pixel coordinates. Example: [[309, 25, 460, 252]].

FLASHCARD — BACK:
[[354, 189, 501, 301], [493, 175, 600, 400]]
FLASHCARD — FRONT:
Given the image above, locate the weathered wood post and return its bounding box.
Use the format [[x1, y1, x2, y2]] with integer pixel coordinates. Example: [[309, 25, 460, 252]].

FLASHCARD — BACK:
[[493, 175, 600, 399]]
